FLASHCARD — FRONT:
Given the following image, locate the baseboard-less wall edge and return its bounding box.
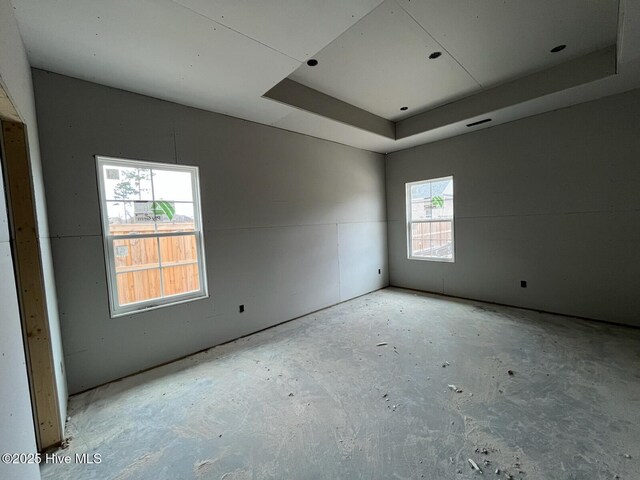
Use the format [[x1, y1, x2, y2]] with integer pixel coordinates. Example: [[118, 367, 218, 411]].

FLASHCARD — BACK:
[[69, 285, 389, 397], [389, 285, 640, 331]]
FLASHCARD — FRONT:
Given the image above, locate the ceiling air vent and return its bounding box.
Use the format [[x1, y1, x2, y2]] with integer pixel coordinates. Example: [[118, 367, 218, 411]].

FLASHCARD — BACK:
[[466, 118, 492, 127]]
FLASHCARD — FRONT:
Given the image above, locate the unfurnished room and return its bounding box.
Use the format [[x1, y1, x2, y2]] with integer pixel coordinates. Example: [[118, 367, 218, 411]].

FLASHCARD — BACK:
[[0, 1, 639, 479]]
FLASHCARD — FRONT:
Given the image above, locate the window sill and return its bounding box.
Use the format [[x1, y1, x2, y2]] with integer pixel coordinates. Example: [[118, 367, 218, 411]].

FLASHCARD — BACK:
[[110, 292, 209, 318], [407, 255, 455, 263]]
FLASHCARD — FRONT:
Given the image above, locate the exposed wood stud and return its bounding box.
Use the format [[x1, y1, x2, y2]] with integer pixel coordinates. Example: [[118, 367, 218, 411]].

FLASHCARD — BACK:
[[1, 120, 62, 450]]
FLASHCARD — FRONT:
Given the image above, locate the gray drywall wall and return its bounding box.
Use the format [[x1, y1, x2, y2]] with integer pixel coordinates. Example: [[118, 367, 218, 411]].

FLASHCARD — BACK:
[[386, 88, 640, 326], [32, 70, 388, 394], [0, 2, 42, 477]]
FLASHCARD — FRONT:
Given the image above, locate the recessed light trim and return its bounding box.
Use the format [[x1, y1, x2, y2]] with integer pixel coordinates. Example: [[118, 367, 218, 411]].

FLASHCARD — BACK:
[[466, 118, 492, 127], [428, 51, 442, 59], [550, 44, 566, 53], [400, 106, 408, 111], [306, 59, 318, 66]]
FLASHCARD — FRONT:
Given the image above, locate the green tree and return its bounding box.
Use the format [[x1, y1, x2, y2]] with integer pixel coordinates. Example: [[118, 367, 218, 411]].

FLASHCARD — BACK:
[[113, 168, 151, 223], [113, 168, 151, 201]]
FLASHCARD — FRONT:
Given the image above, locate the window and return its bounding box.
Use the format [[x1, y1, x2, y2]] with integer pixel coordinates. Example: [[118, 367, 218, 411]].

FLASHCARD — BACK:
[[96, 156, 208, 316], [406, 176, 454, 261]]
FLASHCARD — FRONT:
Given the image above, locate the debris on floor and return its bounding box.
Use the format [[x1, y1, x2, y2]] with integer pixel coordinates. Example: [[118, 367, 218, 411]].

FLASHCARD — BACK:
[[376, 342, 388, 346], [508, 370, 514, 375], [40, 290, 640, 480], [195, 460, 214, 471], [448, 384, 463, 393], [60, 436, 72, 450], [468, 458, 483, 473]]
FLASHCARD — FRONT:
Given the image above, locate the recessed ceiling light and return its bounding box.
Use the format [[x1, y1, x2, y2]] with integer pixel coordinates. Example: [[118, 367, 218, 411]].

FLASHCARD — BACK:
[[400, 106, 408, 111], [550, 44, 566, 53], [466, 118, 492, 127], [429, 51, 442, 59], [307, 59, 318, 66]]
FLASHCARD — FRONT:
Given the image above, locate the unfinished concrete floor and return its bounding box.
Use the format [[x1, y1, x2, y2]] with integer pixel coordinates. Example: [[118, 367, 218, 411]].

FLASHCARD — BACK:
[[42, 288, 640, 480]]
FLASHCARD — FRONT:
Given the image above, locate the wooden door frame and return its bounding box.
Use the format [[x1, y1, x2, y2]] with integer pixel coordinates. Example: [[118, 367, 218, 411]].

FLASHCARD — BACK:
[[0, 83, 62, 450]]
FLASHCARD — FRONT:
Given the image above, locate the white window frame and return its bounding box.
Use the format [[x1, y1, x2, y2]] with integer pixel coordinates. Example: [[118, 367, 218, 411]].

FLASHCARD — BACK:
[[96, 156, 208, 317], [406, 176, 455, 262]]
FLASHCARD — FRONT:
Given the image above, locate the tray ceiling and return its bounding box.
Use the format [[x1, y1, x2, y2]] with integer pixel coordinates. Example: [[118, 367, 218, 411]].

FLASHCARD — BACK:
[[11, 0, 640, 153]]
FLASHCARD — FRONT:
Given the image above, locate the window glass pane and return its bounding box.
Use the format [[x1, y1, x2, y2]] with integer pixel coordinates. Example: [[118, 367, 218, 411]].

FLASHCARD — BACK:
[[430, 178, 453, 220], [102, 165, 152, 201], [159, 235, 198, 265], [113, 238, 159, 273], [159, 234, 200, 296], [410, 182, 431, 220], [116, 269, 162, 305], [162, 264, 200, 297], [152, 169, 194, 202], [411, 221, 453, 259], [155, 202, 196, 233], [107, 201, 159, 235]]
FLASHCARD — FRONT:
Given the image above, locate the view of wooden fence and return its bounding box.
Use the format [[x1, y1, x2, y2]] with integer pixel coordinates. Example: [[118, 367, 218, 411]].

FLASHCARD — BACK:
[[110, 223, 200, 305], [411, 221, 452, 257]]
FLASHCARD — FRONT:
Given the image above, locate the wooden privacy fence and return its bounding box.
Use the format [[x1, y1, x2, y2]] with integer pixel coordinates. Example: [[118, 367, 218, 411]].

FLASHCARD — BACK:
[[110, 223, 200, 305], [411, 221, 452, 256]]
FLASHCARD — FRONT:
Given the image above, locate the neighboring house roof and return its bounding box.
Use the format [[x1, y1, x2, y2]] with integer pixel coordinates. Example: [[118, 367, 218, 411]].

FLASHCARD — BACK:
[[412, 178, 452, 199]]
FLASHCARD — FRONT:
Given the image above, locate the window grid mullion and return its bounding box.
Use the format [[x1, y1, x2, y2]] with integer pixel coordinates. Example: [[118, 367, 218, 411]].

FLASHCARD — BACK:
[[150, 167, 158, 235], [156, 235, 165, 299], [107, 231, 197, 240]]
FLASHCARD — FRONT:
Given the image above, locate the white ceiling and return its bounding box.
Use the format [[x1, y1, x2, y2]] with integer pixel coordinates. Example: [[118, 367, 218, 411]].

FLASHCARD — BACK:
[[12, 0, 382, 126], [289, 0, 618, 121], [172, 0, 384, 62], [10, 0, 640, 154], [396, 0, 618, 88], [289, 0, 481, 121]]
